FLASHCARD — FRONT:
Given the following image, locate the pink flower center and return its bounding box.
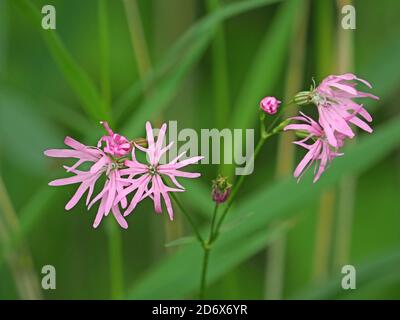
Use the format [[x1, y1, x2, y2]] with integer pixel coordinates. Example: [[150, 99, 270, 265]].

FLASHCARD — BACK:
[[148, 165, 158, 176]]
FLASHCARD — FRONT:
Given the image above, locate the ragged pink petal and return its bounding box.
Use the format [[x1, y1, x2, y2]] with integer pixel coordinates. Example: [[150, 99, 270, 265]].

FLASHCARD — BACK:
[[285, 113, 345, 182], [312, 73, 378, 146], [119, 122, 202, 219]]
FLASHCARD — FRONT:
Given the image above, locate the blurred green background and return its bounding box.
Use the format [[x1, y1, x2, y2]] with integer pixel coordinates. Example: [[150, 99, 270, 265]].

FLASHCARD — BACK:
[[0, 0, 399, 299]]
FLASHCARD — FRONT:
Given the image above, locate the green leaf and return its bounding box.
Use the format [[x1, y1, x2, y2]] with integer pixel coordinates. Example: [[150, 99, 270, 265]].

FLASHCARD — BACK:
[[121, 33, 212, 137], [0, 84, 93, 135], [114, 0, 282, 122], [13, 0, 108, 121], [165, 236, 196, 248], [43, 98, 95, 134], [126, 117, 400, 298], [0, 90, 62, 175], [129, 222, 291, 299], [206, 0, 230, 129], [291, 248, 400, 299]]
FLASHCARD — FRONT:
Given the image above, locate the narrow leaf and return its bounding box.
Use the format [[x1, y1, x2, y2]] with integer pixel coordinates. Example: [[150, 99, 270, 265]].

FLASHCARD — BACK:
[[13, 0, 108, 120]]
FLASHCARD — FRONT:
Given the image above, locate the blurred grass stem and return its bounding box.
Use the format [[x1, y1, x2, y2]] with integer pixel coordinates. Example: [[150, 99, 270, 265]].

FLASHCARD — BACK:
[[98, 2, 124, 299], [123, 0, 152, 80], [98, 0, 111, 114], [200, 203, 219, 299], [265, 0, 309, 299], [0, 176, 42, 299], [106, 220, 124, 299], [334, 0, 356, 269], [312, 0, 335, 283], [206, 0, 230, 130], [313, 191, 336, 280]]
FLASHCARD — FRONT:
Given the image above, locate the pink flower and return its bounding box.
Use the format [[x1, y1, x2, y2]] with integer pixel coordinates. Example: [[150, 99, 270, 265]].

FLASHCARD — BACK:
[[116, 122, 203, 220], [260, 96, 281, 115], [44, 127, 129, 229], [86, 166, 129, 229], [98, 121, 131, 157], [313, 73, 379, 147], [284, 112, 344, 183], [44, 136, 103, 172]]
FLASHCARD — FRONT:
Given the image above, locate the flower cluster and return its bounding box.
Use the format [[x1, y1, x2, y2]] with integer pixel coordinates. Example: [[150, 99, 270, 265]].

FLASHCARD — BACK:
[[285, 73, 378, 182], [45, 121, 203, 229]]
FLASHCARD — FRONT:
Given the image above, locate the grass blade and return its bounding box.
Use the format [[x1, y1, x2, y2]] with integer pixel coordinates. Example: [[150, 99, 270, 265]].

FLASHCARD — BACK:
[[121, 33, 212, 137], [291, 248, 400, 299], [13, 0, 108, 121], [114, 0, 282, 122], [207, 0, 230, 129], [98, 0, 111, 109]]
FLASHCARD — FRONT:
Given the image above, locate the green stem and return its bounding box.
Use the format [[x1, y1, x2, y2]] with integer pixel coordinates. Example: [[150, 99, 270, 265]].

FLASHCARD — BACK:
[[212, 102, 297, 242], [169, 190, 213, 299], [209, 203, 219, 240], [199, 203, 219, 299], [98, 2, 123, 299], [107, 220, 124, 299], [199, 130, 272, 297], [169, 192, 204, 246], [211, 135, 267, 243], [200, 247, 210, 300], [197, 103, 295, 299]]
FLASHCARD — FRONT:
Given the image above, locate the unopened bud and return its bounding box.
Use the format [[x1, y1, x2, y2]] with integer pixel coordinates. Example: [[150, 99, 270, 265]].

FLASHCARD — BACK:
[[260, 96, 281, 115], [293, 91, 312, 106], [211, 175, 232, 204]]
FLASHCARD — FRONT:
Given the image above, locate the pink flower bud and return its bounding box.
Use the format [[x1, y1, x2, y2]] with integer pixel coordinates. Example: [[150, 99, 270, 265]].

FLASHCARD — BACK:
[[260, 96, 281, 115], [211, 175, 232, 204], [212, 188, 231, 204], [98, 121, 131, 157]]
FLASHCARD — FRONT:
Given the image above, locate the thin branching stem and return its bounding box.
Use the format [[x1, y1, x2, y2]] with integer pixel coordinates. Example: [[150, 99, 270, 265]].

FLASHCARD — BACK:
[[209, 204, 219, 241], [198, 103, 294, 298], [199, 203, 219, 299], [169, 192, 204, 246]]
